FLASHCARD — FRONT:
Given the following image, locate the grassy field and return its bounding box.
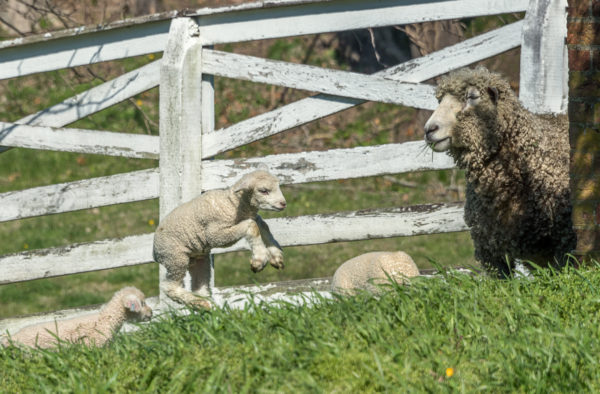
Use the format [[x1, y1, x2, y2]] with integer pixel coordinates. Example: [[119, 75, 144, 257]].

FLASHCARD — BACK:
[[2, 266, 600, 392]]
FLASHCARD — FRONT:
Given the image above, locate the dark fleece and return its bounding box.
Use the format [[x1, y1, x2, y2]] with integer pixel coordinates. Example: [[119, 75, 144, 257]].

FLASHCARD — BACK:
[[436, 67, 576, 276]]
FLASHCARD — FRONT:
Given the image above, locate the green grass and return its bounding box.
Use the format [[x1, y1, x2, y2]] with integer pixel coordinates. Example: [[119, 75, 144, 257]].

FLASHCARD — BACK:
[[3, 266, 600, 392]]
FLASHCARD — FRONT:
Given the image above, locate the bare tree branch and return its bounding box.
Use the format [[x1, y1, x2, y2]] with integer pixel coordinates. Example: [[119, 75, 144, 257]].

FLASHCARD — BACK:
[[0, 14, 26, 36]]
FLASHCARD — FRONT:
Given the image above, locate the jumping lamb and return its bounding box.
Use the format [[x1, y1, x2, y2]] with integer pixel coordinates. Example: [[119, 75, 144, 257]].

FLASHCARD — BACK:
[[424, 66, 576, 277], [3, 286, 152, 348], [331, 251, 420, 294], [153, 169, 287, 308]]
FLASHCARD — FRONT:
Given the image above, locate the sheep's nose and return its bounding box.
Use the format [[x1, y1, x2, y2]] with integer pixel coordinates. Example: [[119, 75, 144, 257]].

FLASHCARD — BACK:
[[279, 201, 287, 209], [424, 123, 439, 139]]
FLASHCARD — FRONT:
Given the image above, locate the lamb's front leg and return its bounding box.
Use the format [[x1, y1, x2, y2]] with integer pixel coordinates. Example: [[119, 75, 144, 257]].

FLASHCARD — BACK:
[[213, 219, 270, 272], [255, 215, 284, 270]]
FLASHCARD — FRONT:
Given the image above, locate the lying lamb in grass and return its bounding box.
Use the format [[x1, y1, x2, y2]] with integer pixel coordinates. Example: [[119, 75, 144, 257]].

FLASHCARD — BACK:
[[153, 169, 287, 308], [331, 251, 420, 295], [424, 67, 576, 277], [3, 287, 152, 349]]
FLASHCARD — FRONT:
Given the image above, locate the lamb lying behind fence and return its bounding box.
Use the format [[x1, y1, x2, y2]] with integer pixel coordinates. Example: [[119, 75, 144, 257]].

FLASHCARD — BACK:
[[2, 286, 152, 349], [424, 66, 576, 277], [331, 251, 420, 295], [153, 169, 287, 308]]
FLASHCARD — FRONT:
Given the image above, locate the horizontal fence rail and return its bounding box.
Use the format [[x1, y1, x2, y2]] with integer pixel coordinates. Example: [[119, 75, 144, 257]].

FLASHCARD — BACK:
[[0, 0, 528, 80], [0, 122, 159, 159], [0, 203, 467, 284], [0, 169, 159, 222], [0, 141, 453, 222]]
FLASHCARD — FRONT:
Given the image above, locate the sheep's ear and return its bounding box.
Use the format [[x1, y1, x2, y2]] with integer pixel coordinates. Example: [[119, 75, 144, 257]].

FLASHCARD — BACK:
[[487, 87, 499, 104], [233, 174, 254, 194], [124, 296, 142, 312]]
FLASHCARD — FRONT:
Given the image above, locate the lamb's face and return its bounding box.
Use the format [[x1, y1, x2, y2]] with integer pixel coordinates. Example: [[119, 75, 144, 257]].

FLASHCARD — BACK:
[[252, 177, 287, 212], [122, 291, 153, 322], [236, 171, 287, 212]]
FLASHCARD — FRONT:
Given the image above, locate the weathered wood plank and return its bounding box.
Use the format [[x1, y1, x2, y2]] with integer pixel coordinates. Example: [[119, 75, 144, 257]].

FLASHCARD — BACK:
[[0, 1, 325, 50], [0, 122, 159, 159], [18, 60, 161, 128], [0, 0, 527, 79], [201, 141, 455, 190], [159, 18, 204, 217], [0, 141, 452, 222], [201, 21, 524, 157], [197, 0, 529, 45], [0, 233, 155, 285], [0, 203, 466, 284], [202, 50, 437, 109], [519, 0, 568, 114], [213, 203, 468, 254], [0, 20, 171, 80], [158, 17, 210, 300], [0, 168, 159, 223]]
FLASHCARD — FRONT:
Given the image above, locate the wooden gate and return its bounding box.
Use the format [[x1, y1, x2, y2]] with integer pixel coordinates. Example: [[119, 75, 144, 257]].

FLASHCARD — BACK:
[[0, 0, 567, 332]]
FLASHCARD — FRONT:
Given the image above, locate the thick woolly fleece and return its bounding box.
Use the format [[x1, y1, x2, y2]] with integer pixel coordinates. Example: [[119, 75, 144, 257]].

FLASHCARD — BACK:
[[436, 67, 576, 276], [331, 251, 419, 294], [3, 287, 152, 348]]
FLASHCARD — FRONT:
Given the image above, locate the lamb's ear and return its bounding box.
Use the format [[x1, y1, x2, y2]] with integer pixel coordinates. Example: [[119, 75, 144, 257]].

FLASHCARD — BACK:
[[233, 173, 254, 194], [487, 87, 499, 104], [124, 295, 142, 312]]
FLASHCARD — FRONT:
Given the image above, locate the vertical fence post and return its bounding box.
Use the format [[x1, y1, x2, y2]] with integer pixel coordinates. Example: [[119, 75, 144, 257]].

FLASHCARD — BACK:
[[158, 17, 212, 306], [519, 0, 569, 114]]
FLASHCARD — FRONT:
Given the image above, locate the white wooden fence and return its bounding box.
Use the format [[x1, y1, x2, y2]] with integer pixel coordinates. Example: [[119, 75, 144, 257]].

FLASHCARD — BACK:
[[0, 0, 567, 331]]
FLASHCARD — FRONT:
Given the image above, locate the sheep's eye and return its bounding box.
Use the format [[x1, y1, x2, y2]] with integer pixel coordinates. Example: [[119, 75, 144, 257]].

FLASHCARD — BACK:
[[258, 188, 270, 195], [467, 93, 480, 101]]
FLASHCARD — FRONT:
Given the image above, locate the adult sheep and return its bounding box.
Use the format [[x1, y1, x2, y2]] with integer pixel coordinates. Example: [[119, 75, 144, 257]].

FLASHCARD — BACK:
[[423, 67, 576, 277]]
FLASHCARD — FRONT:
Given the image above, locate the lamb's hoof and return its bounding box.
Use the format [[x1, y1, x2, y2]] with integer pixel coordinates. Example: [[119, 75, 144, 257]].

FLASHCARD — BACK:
[[250, 258, 268, 273], [268, 247, 284, 269], [269, 257, 284, 270], [188, 296, 213, 310]]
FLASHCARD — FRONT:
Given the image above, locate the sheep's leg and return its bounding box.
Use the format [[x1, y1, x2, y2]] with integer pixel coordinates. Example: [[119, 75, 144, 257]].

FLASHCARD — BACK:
[[244, 220, 271, 272], [482, 257, 513, 279], [256, 215, 284, 270], [189, 255, 213, 299], [160, 252, 212, 309], [211, 219, 270, 272]]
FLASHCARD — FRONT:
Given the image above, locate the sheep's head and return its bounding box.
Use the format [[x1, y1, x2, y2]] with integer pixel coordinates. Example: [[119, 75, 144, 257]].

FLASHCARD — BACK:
[[424, 67, 515, 163], [119, 287, 153, 322], [233, 170, 287, 212]]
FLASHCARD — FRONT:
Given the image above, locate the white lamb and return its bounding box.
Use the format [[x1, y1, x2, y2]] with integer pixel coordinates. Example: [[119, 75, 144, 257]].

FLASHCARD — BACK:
[[153, 169, 287, 308], [2, 286, 152, 348], [331, 251, 420, 295]]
